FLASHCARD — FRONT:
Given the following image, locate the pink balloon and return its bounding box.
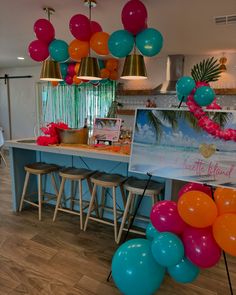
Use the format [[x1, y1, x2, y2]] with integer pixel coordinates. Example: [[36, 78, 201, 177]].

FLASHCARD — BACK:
[[91, 21, 102, 34], [65, 75, 73, 85], [69, 14, 91, 41], [122, 0, 148, 35], [196, 81, 209, 88], [182, 226, 221, 268], [28, 40, 49, 62], [34, 19, 55, 44], [67, 63, 76, 76], [178, 183, 212, 199], [150, 201, 186, 235], [206, 98, 222, 110]]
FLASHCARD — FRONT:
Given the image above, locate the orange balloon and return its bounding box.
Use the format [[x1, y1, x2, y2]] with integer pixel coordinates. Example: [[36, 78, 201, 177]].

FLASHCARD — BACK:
[[51, 81, 59, 87], [109, 70, 119, 80], [214, 187, 236, 215], [69, 39, 89, 61], [106, 58, 118, 71], [90, 32, 110, 55], [100, 68, 110, 79], [213, 214, 236, 256], [74, 62, 80, 74], [177, 190, 218, 228], [73, 75, 82, 85]]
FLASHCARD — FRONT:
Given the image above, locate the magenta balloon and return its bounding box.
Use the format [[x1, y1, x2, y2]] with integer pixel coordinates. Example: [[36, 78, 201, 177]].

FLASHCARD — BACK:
[[122, 0, 148, 35], [150, 201, 186, 235], [178, 182, 212, 199], [65, 75, 73, 85], [182, 226, 221, 268], [67, 64, 76, 76], [28, 40, 49, 62], [91, 21, 103, 34], [34, 19, 55, 44], [69, 14, 91, 41]]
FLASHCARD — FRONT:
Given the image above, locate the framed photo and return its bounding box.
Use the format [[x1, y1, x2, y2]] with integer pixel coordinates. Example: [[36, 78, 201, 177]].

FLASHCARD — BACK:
[[93, 117, 122, 142]]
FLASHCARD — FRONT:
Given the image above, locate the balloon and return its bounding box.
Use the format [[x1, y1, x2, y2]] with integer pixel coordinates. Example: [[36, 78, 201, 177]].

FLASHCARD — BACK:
[[51, 81, 59, 87], [182, 226, 221, 268], [28, 40, 49, 62], [112, 238, 165, 295], [68, 39, 89, 61], [150, 201, 186, 235], [214, 187, 236, 215], [122, 0, 148, 35], [91, 21, 102, 34], [213, 214, 236, 256], [49, 39, 69, 62], [176, 76, 196, 96], [177, 191, 218, 228], [109, 70, 119, 80], [146, 223, 159, 241], [194, 86, 215, 106], [90, 32, 110, 55], [100, 68, 110, 79], [60, 63, 68, 78], [98, 59, 105, 69], [177, 93, 188, 102], [168, 257, 200, 283], [69, 14, 91, 41], [73, 75, 82, 85], [151, 232, 184, 267], [34, 18, 55, 44], [74, 63, 80, 74], [106, 58, 119, 71], [136, 28, 163, 57], [67, 63, 76, 76], [65, 75, 73, 85], [178, 182, 212, 199], [108, 30, 134, 58]]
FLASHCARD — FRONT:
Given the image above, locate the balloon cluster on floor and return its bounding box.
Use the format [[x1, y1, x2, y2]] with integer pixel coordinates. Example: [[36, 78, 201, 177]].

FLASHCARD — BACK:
[[108, 0, 163, 58], [175, 58, 236, 142], [111, 182, 236, 295]]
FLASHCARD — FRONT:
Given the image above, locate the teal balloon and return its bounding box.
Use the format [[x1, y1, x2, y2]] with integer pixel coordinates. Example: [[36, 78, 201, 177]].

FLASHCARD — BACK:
[[112, 238, 165, 295], [49, 39, 69, 62], [108, 30, 134, 58], [136, 28, 163, 57], [146, 223, 159, 241], [168, 257, 200, 284], [98, 59, 105, 69], [60, 63, 68, 78], [176, 76, 196, 96], [100, 79, 109, 84], [194, 86, 215, 106], [151, 232, 184, 267], [177, 92, 188, 102]]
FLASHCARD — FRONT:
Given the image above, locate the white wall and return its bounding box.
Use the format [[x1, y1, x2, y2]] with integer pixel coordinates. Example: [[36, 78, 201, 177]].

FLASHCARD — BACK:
[[0, 66, 40, 140]]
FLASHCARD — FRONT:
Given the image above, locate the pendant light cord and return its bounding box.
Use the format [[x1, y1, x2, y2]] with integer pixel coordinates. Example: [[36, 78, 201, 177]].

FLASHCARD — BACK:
[[89, 0, 92, 56]]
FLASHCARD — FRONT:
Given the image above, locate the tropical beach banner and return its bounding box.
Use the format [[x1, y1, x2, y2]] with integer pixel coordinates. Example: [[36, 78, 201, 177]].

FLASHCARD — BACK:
[[130, 108, 236, 189]]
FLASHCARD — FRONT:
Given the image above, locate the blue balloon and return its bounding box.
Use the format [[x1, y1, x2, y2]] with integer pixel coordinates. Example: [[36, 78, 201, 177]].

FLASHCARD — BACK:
[[60, 63, 68, 78], [168, 257, 200, 284], [177, 92, 188, 102], [108, 30, 134, 58], [136, 28, 163, 57], [98, 59, 105, 69], [146, 223, 159, 241], [194, 86, 215, 106], [112, 238, 165, 295], [176, 76, 196, 96], [151, 232, 184, 267], [49, 39, 69, 62]]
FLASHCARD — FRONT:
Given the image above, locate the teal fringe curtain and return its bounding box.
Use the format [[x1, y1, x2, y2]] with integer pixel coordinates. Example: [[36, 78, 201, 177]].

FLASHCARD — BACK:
[[40, 81, 116, 128]]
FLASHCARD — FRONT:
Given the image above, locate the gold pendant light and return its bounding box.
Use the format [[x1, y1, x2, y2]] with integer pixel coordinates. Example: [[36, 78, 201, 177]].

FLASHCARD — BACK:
[[121, 54, 147, 80], [219, 55, 227, 72], [40, 60, 63, 81]]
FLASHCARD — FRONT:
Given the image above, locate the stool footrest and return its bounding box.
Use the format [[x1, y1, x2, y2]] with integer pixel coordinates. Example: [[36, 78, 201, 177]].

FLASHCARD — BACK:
[[88, 216, 114, 227], [57, 207, 81, 216], [23, 200, 39, 208], [122, 227, 146, 236]]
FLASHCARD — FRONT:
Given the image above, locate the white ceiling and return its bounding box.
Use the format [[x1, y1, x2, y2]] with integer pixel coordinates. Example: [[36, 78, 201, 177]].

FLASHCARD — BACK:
[[0, 0, 235, 68]]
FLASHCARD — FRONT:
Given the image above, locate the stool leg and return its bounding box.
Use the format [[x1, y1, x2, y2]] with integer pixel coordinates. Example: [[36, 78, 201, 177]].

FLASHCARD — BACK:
[[38, 175, 42, 221], [19, 171, 30, 212], [117, 192, 133, 244], [84, 183, 97, 231], [87, 178, 100, 218], [127, 194, 135, 228], [53, 177, 66, 222], [112, 187, 118, 243], [151, 195, 156, 207], [70, 180, 75, 210], [100, 187, 106, 218], [78, 179, 83, 230], [120, 184, 126, 207]]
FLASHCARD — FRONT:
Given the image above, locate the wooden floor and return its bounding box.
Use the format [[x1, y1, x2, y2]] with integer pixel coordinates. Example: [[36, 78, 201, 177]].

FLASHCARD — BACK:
[[0, 159, 235, 295]]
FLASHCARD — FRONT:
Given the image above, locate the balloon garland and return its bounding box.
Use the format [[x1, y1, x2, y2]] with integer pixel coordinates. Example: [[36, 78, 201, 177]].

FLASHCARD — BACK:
[[112, 183, 236, 294], [176, 57, 236, 142]]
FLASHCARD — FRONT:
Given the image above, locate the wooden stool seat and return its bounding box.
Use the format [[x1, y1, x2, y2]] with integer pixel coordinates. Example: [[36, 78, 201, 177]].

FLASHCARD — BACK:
[[124, 177, 164, 196], [24, 162, 59, 174], [59, 167, 95, 179], [90, 172, 126, 187]]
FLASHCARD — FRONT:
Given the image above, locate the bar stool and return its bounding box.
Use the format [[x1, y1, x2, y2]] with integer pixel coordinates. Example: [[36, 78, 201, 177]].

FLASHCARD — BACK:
[[117, 177, 164, 243], [84, 172, 127, 243], [53, 167, 95, 229], [19, 162, 59, 221]]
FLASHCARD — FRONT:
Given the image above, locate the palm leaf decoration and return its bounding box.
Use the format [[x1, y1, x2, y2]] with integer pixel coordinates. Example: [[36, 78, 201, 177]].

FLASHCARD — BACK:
[[191, 57, 222, 83]]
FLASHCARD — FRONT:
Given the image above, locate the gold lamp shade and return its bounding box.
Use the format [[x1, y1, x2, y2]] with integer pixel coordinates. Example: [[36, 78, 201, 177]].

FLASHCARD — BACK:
[[121, 54, 147, 80], [40, 60, 63, 81], [78, 56, 101, 80], [219, 56, 227, 72]]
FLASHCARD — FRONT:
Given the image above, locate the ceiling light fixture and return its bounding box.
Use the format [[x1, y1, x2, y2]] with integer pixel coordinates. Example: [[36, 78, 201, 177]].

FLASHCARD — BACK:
[[78, 0, 101, 80], [17, 57, 25, 60], [219, 54, 227, 72]]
